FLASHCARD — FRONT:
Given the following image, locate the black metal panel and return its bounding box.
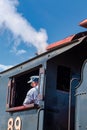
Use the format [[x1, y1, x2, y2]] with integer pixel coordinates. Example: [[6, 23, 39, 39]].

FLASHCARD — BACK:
[[75, 60, 87, 130]]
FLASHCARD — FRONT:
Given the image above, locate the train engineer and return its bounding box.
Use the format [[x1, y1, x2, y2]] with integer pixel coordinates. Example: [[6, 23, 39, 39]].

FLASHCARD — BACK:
[[23, 76, 39, 105]]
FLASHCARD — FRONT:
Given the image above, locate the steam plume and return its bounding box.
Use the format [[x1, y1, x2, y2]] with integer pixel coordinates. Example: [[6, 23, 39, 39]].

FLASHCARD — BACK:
[[0, 0, 48, 53]]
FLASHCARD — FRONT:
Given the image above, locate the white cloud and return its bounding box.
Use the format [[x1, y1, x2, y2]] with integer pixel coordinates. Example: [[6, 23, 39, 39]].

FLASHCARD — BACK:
[[0, 64, 13, 72], [11, 47, 27, 55], [16, 49, 26, 55], [0, 0, 48, 54]]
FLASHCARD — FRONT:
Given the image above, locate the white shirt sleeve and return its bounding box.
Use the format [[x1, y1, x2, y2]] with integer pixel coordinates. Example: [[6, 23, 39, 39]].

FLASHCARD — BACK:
[[23, 86, 39, 105]]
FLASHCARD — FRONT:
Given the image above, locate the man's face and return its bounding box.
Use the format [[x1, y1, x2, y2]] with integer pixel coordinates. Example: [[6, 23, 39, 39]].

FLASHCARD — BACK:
[[31, 81, 38, 87]]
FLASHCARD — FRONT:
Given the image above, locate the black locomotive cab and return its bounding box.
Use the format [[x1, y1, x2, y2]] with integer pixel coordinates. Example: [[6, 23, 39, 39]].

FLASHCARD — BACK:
[[0, 30, 87, 130]]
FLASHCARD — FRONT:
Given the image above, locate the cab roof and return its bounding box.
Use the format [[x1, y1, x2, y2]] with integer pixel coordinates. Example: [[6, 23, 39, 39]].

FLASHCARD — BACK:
[[47, 31, 87, 51]]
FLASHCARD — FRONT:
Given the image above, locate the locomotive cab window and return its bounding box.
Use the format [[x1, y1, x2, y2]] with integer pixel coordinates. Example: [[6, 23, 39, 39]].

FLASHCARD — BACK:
[[56, 66, 71, 92], [6, 66, 44, 111]]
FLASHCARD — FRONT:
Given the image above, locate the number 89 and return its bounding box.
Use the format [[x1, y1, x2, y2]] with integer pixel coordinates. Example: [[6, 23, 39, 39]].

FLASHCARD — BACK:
[[7, 116, 21, 130]]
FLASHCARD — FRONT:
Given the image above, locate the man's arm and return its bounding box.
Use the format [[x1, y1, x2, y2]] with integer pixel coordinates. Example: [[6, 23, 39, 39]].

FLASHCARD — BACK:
[[23, 90, 33, 105]]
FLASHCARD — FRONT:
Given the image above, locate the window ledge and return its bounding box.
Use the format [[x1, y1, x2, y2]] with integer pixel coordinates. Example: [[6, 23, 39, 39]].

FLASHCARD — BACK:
[[6, 104, 39, 112]]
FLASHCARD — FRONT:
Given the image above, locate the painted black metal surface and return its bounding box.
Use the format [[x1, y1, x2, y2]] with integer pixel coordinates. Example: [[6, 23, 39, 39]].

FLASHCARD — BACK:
[[0, 35, 87, 130]]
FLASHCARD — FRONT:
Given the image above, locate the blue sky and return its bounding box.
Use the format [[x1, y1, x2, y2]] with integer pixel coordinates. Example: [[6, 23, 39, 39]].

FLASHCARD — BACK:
[[0, 0, 87, 71]]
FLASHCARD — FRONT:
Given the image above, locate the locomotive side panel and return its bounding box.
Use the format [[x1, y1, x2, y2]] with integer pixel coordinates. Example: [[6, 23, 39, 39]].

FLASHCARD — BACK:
[[75, 60, 87, 130]]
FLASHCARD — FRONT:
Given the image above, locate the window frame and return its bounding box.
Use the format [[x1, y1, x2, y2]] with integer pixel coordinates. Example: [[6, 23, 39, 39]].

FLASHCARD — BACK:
[[56, 65, 71, 92], [6, 65, 45, 112]]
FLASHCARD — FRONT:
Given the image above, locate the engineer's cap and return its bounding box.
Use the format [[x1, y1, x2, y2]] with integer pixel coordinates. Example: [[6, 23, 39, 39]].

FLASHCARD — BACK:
[[27, 76, 39, 83]]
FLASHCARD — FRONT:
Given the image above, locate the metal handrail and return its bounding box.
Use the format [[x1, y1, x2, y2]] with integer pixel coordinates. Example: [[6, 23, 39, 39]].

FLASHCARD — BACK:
[[68, 78, 79, 130], [37, 107, 44, 130]]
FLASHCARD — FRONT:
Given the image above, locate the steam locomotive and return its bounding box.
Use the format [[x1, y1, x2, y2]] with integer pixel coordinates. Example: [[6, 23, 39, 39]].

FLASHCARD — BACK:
[[0, 19, 87, 130]]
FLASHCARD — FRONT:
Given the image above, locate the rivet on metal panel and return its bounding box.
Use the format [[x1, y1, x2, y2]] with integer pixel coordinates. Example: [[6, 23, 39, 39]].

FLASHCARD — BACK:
[[78, 125, 81, 127], [48, 54, 50, 57]]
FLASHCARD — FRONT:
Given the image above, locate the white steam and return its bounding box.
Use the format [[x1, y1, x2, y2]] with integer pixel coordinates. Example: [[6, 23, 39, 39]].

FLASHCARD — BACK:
[[0, 0, 48, 53]]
